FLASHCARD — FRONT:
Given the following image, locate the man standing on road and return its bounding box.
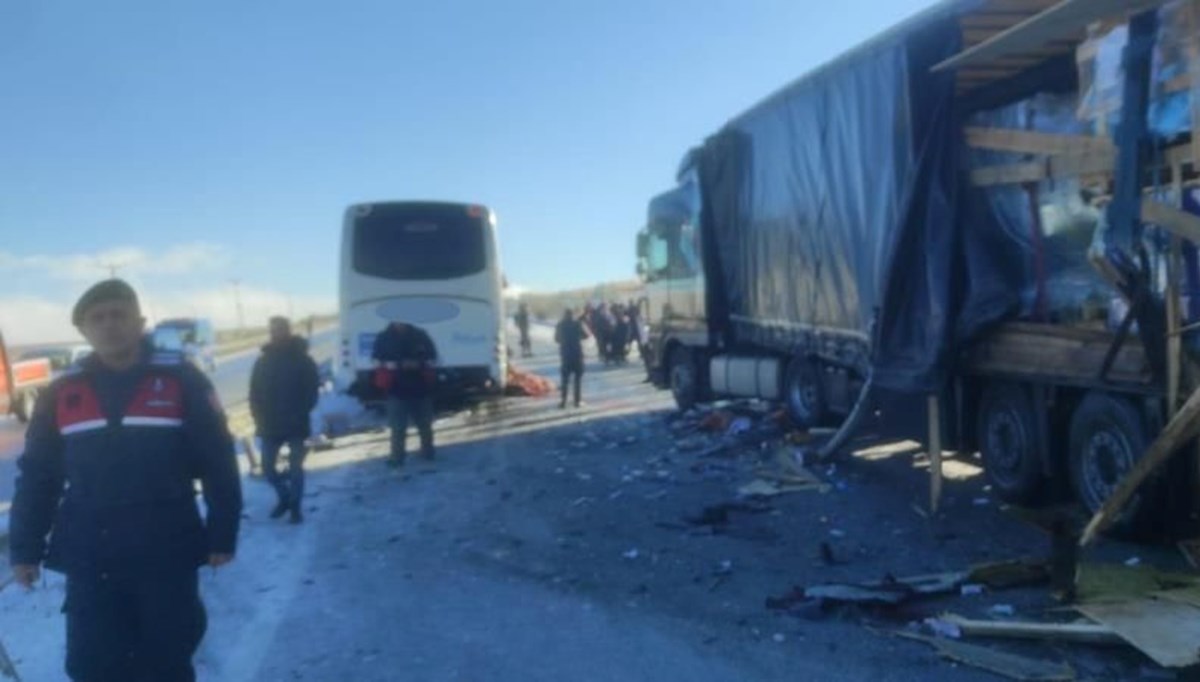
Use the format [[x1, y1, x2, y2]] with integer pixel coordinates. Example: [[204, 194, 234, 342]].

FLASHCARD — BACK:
[[8, 279, 242, 682], [555, 308, 589, 408], [514, 302, 533, 358], [372, 320, 439, 466], [250, 316, 320, 524]]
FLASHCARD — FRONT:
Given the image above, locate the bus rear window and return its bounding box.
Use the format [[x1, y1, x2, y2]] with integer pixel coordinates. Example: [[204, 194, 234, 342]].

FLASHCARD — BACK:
[[353, 205, 487, 280]]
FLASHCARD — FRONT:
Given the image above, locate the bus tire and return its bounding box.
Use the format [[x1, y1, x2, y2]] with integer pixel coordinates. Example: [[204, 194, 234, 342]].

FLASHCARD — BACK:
[[1068, 392, 1161, 538], [784, 358, 827, 430], [977, 382, 1044, 505], [669, 347, 699, 411]]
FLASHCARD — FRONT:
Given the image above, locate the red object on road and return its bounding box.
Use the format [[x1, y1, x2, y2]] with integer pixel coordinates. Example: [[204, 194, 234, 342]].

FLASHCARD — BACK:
[[505, 366, 555, 397]]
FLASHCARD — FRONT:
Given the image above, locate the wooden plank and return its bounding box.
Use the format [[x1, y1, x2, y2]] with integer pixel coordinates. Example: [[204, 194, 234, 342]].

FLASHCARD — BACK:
[[1142, 200, 1200, 244], [964, 127, 1112, 155], [1168, 167, 1184, 415], [1082, 384, 1200, 545], [972, 162, 1046, 186], [967, 324, 1152, 386], [929, 395, 943, 514], [1077, 599, 1200, 668], [939, 614, 1124, 645], [935, 0, 1169, 72]]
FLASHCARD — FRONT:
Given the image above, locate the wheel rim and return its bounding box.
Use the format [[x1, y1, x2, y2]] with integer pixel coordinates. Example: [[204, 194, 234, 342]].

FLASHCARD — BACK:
[[788, 377, 817, 422], [1080, 426, 1136, 513], [984, 407, 1026, 485]]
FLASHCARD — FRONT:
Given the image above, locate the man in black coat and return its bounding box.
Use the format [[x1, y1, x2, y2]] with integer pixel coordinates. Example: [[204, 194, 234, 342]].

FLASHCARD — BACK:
[[9, 279, 242, 682], [371, 320, 439, 466], [555, 308, 589, 408], [250, 316, 320, 524]]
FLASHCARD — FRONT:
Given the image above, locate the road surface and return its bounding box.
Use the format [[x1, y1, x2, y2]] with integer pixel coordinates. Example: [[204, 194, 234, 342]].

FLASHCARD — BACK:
[[1, 325, 1174, 681], [0, 329, 336, 515]]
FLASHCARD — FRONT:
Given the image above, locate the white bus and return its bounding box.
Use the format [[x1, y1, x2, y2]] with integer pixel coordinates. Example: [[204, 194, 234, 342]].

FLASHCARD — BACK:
[[338, 201, 507, 402]]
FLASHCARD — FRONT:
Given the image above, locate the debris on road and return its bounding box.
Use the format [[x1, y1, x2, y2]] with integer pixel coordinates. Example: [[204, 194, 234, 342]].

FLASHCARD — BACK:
[[896, 632, 1075, 682], [1075, 599, 1200, 669]]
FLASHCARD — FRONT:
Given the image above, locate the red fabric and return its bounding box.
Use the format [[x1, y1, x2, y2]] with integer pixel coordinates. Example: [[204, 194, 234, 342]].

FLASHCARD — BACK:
[[373, 367, 394, 391]]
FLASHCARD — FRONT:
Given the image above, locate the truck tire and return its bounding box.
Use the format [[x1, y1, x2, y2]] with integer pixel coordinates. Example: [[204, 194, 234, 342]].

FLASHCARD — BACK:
[[1068, 392, 1161, 537], [784, 359, 827, 430], [13, 390, 36, 423], [977, 382, 1044, 504], [669, 348, 699, 411]]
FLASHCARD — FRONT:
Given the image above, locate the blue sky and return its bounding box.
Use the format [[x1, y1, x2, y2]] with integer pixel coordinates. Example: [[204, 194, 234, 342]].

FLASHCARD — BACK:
[[0, 0, 936, 342]]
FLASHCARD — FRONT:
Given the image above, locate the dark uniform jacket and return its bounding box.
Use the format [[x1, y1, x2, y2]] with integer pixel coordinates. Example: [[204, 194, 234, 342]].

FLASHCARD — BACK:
[[8, 347, 242, 578], [371, 324, 438, 399], [555, 319, 589, 369], [250, 336, 320, 439]]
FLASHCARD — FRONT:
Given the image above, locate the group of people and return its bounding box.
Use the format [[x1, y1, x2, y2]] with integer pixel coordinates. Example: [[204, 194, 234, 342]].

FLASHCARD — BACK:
[[581, 301, 641, 365], [7, 278, 444, 681]]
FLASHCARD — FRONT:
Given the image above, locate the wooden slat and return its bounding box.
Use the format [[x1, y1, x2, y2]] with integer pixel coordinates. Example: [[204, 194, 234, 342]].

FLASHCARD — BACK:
[[936, 0, 1170, 72], [966, 324, 1152, 386], [971, 162, 1046, 186], [965, 127, 1113, 155], [971, 151, 1115, 187], [1142, 200, 1200, 244]]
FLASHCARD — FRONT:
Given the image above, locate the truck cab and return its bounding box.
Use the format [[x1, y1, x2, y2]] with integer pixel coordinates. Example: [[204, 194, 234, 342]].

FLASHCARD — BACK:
[[637, 163, 707, 403]]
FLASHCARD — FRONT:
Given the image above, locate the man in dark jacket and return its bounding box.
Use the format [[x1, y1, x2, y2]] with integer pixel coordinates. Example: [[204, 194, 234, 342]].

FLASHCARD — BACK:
[[514, 302, 532, 357], [9, 279, 242, 682], [250, 316, 320, 524], [371, 320, 438, 466], [555, 308, 589, 408]]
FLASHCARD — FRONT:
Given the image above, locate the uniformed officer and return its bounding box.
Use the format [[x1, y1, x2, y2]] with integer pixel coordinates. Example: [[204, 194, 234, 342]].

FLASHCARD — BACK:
[[8, 279, 243, 682]]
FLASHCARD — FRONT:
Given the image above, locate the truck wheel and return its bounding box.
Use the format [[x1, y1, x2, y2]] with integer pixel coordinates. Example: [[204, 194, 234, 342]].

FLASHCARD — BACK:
[[784, 359, 827, 430], [668, 348, 699, 410], [13, 390, 35, 423], [1068, 392, 1160, 537], [977, 383, 1044, 504]]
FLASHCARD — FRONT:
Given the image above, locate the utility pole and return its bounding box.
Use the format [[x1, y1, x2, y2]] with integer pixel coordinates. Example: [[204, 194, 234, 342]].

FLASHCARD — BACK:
[[230, 279, 246, 331]]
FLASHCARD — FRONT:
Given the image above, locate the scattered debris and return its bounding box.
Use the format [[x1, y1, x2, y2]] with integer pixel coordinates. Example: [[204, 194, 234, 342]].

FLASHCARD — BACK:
[[1075, 563, 1200, 604], [1076, 599, 1200, 669], [828, 529, 846, 539], [1125, 556, 1143, 567], [896, 632, 1075, 682], [924, 617, 963, 639], [967, 559, 1051, 590], [727, 417, 753, 436], [973, 497, 991, 506], [737, 478, 821, 498], [699, 411, 733, 433], [622, 549, 641, 561], [960, 584, 985, 597], [989, 604, 1016, 617], [772, 633, 786, 644]]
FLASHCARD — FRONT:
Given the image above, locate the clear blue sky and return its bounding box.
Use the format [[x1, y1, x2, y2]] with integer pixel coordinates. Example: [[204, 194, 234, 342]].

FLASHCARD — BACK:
[[0, 0, 936, 341]]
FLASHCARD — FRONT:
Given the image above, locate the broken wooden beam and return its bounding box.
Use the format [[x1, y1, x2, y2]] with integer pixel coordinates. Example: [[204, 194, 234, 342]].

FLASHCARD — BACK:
[[937, 614, 1124, 646]]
